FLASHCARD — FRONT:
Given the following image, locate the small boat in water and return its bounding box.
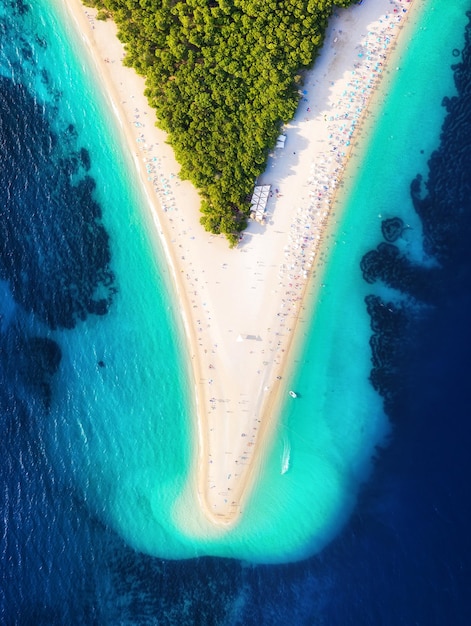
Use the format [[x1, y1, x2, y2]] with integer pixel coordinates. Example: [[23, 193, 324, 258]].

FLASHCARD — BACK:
[[281, 439, 290, 475], [288, 390, 297, 398]]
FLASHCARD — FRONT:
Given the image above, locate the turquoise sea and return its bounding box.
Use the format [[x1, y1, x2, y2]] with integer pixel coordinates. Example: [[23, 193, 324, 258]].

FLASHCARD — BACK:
[[1, 0, 471, 622]]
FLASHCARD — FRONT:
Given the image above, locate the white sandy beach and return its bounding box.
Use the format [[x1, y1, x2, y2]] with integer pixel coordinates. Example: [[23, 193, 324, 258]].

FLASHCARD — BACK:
[[63, 0, 419, 527]]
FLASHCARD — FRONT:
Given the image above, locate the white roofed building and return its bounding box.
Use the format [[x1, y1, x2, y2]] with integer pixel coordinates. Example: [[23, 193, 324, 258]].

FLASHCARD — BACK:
[[250, 184, 271, 222], [276, 134, 286, 149]]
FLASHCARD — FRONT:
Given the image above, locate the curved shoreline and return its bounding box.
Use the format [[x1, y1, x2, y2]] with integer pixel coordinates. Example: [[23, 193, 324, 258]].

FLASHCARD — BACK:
[[61, 0, 421, 529]]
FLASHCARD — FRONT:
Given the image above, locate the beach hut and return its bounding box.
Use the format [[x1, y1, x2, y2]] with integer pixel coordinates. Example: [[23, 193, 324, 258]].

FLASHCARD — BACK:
[[276, 134, 286, 149]]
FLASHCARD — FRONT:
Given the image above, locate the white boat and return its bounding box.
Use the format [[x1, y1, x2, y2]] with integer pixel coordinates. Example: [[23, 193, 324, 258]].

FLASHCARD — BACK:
[[288, 390, 297, 398], [281, 439, 290, 475]]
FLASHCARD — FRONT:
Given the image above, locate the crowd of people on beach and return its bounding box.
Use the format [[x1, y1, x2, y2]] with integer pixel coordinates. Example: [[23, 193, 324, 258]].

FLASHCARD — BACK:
[[276, 0, 408, 303]]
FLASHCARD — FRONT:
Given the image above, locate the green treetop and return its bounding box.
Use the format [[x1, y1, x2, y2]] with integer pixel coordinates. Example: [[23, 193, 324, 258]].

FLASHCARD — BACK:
[[85, 0, 355, 245]]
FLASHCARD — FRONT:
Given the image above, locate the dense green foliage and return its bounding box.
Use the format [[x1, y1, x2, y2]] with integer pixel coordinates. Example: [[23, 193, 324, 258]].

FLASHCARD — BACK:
[[86, 0, 355, 244]]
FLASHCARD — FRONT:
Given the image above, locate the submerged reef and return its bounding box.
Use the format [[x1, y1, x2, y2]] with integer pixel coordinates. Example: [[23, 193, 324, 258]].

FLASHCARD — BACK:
[[361, 12, 471, 414], [0, 76, 116, 330]]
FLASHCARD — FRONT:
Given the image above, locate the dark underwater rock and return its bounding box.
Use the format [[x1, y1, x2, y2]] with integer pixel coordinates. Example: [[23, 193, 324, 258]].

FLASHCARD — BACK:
[[0, 76, 116, 330], [365, 295, 411, 413], [361, 242, 438, 302], [381, 217, 404, 242], [2, 329, 62, 412]]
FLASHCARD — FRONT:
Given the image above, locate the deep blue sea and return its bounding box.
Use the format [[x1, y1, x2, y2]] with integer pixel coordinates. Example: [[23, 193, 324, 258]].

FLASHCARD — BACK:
[[1, 0, 471, 623]]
